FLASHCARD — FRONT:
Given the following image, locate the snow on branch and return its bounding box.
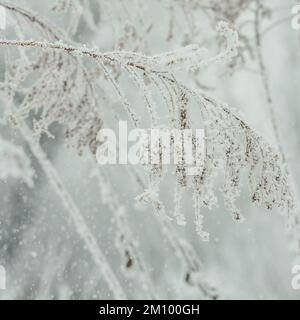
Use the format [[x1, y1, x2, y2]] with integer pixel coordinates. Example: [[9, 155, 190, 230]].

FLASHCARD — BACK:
[[151, 21, 239, 71], [0, 25, 293, 239], [0, 3, 215, 299]]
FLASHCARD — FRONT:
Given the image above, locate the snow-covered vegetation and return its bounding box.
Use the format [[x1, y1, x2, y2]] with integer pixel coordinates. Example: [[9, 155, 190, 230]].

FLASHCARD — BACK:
[[0, 0, 299, 299]]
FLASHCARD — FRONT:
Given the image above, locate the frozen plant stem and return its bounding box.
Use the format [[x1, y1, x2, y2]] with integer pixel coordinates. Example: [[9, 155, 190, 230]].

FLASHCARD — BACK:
[[19, 124, 126, 299], [91, 162, 157, 299], [254, 1, 284, 159], [255, 0, 300, 253], [129, 168, 218, 299], [0, 2, 63, 41]]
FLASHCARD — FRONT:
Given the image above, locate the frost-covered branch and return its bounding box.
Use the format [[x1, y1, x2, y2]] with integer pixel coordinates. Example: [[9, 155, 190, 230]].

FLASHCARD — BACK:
[[0, 0, 297, 300], [255, 0, 300, 255], [0, 25, 293, 237]]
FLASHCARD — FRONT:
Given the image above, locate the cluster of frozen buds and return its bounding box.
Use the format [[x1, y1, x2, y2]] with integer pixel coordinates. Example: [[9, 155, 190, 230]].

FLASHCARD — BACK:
[[4, 49, 103, 156]]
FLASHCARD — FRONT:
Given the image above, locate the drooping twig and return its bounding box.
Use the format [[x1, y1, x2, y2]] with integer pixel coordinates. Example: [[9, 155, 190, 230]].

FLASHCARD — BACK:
[[255, 0, 300, 254]]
